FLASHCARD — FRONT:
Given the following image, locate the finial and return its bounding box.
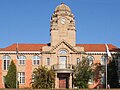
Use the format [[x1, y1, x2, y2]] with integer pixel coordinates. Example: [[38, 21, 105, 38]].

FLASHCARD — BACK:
[[61, 3, 65, 5]]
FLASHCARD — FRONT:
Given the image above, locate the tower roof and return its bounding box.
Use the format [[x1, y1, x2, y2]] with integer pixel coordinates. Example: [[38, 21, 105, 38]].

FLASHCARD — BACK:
[[55, 3, 71, 12]]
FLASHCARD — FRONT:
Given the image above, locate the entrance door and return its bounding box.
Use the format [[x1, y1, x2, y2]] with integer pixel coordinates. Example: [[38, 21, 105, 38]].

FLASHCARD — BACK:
[[59, 56, 67, 69], [59, 77, 66, 88]]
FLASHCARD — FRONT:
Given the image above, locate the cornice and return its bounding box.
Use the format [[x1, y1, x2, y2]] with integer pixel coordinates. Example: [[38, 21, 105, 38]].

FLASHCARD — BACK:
[[0, 51, 41, 54]]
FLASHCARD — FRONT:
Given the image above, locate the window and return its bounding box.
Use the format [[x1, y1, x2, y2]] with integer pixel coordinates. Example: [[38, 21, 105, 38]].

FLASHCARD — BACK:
[[18, 55, 26, 65], [88, 75, 94, 84], [2, 55, 11, 70], [101, 56, 106, 65], [59, 56, 67, 69], [18, 72, 25, 84], [87, 56, 94, 65], [32, 55, 40, 65], [31, 74, 35, 82], [46, 58, 50, 65], [76, 58, 80, 64], [100, 73, 105, 84], [59, 50, 67, 54]]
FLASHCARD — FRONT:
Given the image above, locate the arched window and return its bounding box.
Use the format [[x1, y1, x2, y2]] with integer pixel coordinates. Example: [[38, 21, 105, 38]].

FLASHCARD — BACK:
[[2, 55, 11, 70], [59, 50, 67, 54], [76, 58, 80, 64], [87, 56, 94, 65], [32, 55, 40, 65], [101, 56, 106, 65], [18, 55, 26, 65]]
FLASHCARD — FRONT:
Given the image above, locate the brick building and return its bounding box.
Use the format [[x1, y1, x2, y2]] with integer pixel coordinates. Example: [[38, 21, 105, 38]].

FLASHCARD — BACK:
[[0, 3, 120, 89]]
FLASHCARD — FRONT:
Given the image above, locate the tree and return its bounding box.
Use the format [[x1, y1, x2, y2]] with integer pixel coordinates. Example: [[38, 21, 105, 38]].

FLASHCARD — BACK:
[[4, 60, 17, 88], [107, 58, 119, 88], [47, 69, 55, 88], [31, 65, 55, 89], [73, 57, 94, 88]]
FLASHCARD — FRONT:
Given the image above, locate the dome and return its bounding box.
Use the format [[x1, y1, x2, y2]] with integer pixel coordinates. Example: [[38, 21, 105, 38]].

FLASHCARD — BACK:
[[55, 3, 71, 12]]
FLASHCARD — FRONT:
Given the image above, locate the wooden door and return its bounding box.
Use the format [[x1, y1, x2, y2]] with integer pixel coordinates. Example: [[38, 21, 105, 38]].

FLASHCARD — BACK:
[[59, 77, 66, 88]]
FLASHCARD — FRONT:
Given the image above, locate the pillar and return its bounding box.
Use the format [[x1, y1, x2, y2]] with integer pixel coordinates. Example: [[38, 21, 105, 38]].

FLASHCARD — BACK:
[[69, 73, 72, 89], [55, 73, 59, 89]]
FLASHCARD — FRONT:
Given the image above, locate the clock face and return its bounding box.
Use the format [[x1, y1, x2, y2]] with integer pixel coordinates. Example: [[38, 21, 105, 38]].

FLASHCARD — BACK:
[[60, 17, 66, 24]]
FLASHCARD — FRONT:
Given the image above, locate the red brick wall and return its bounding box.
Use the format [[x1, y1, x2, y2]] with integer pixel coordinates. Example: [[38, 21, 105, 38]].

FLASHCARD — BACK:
[[25, 60, 32, 88], [0, 59, 4, 88]]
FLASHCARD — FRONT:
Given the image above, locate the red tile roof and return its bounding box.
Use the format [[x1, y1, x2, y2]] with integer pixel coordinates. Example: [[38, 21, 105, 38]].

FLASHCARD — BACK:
[[0, 43, 119, 52], [0, 44, 47, 51], [76, 44, 118, 52]]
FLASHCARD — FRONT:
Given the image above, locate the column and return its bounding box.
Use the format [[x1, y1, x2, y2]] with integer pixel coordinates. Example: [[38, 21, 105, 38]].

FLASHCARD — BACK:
[[55, 73, 59, 89], [69, 73, 72, 89]]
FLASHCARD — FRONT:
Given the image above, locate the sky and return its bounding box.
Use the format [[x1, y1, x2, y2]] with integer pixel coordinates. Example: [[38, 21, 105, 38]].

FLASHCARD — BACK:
[[0, 0, 120, 48]]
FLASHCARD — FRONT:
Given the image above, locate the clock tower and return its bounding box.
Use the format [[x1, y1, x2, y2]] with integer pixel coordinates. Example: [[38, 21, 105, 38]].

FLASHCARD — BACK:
[[50, 3, 76, 46]]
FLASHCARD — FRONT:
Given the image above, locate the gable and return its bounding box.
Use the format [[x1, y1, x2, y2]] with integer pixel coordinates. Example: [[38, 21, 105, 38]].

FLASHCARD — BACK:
[[49, 40, 84, 53]]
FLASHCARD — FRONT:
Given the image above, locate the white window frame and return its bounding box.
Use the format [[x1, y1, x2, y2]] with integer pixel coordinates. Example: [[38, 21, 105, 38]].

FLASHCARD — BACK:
[[100, 72, 105, 84], [2, 55, 11, 70], [59, 56, 67, 69], [32, 55, 40, 65], [18, 72, 25, 84], [46, 58, 50, 65], [76, 58, 80, 64], [18, 55, 26, 65], [100, 56, 106, 65], [88, 75, 94, 84], [87, 55, 94, 65]]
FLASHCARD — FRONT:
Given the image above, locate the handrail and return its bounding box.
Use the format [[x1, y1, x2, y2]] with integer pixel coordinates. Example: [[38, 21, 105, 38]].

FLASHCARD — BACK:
[[52, 64, 73, 70]]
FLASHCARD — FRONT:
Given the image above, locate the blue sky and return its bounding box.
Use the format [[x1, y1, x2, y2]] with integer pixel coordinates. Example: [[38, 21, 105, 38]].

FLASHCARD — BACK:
[[0, 0, 120, 48]]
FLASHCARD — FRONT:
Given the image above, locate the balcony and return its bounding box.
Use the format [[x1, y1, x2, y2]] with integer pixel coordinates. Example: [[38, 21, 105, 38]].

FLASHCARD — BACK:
[[51, 64, 74, 73]]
